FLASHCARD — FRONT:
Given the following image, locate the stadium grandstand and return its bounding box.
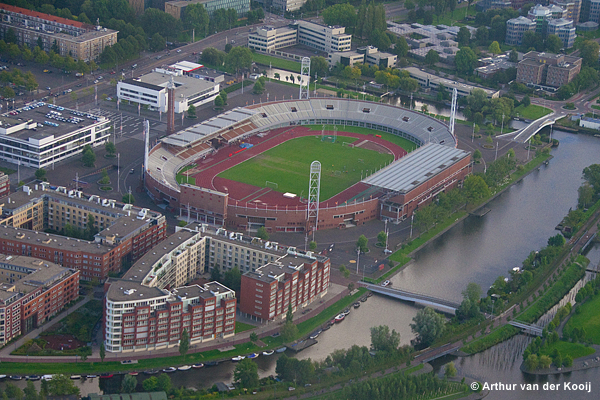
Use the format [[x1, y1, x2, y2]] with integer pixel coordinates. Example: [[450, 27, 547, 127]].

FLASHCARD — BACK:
[[145, 98, 468, 232]]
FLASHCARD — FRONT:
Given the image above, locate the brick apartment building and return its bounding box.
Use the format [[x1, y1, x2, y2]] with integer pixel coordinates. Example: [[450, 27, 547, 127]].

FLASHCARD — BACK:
[[516, 51, 582, 88], [0, 184, 166, 281], [0, 4, 117, 61], [0, 254, 79, 345]]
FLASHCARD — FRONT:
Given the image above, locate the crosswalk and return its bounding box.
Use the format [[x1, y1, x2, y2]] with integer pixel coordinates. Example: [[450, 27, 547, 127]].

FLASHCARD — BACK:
[[85, 108, 163, 139]]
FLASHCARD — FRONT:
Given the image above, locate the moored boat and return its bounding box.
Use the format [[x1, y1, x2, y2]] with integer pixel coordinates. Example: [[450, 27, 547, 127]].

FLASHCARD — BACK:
[[205, 361, 219, 367], [128, 372, 139, 376], [276, 347, 287, 353], [86, 375, 97, 379], [353, 302, 360, 309], [162, 367, 177, 373], [192, 363, 204, 369], [0, 375, 6, 379], [26, 375, 40, 381], [100, 373, 113, 379], [262, 350, 275, 356], [70, 375, 81, 380], [178, 365, 191, 371], [247, 353, 259, 359], [367, 291, 373, 297], [144, 370, 159, 375], [9, 376, 22, 380], [231, 355, 245, 362], [334, 313, 345, 323], [42, 375, 54, 381]]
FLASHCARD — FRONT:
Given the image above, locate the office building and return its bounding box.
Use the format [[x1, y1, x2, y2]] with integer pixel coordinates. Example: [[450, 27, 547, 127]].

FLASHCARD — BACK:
[[505, 16, 536, 46], [248, 26, 298, 52], [164, 0, 250, 18], [357, 46, 397, 68], [328, 51, 364, 67], [528, 4, 567, 33], [295, 21, 352, 53], [476, 54, 518, 79], [581, 0, 600, 23], [117, 70, 220, 113], [273, 0, 307, 12], [0, 184, 166, 281], [0, 103, 110, 169], [550, 0, 582, 22], [0, 4, 117, 62], [547, 18, 576, 49], [516, 51, 582, 87], [0, 254, 79, 345], [405, 67, 500, 98]]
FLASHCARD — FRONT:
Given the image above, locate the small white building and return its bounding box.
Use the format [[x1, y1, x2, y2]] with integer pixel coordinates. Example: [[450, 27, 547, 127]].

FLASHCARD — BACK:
[[0, 102, 109, 168], [117, 71, 220, 113], [357, 46, 397, 68], [580, 116, 600, 130]]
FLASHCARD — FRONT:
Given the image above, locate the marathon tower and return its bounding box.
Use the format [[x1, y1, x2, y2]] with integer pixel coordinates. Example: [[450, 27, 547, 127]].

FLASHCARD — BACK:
[[167, 75, 175, 135]]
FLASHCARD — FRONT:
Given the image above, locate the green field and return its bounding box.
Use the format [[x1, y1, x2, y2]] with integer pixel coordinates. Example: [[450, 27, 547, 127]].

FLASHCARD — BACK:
[[305, 125, 418, 153], [218, 136, 394, 200], [252, 53, 302, 73], [564, 292, 600, 344], [176, 164, 196, 185], [542, 340, 595, 360], [514, 104, 553, 120]]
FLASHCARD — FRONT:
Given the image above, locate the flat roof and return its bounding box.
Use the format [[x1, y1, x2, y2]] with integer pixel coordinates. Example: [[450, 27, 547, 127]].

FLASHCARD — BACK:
[[0, 102, 105, 143], [106, 280, 168, 302], [0, 225, 107, 253], [0, 3, 85, 29], [362, 143, 470, 193], [121, 78, 163, 92], [169, 61, 203, 72], [139, 72, 217, 98]]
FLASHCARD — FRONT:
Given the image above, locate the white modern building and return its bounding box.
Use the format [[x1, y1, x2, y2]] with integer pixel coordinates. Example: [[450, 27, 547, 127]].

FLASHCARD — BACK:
[[328, 51, 364, 67], [547, 18, 576, 49], [528, 4, 567, 33], [0, 102, 109, 168], [357, 46, 397, 68], [248, 26, 298, 52], [550, 0, 582, 22], [272, 0, 307, 12], [295, 21, 352, 53], [505, 16, 536, 45], [117, 71, 220, 113], [405, 67, 499, 98]]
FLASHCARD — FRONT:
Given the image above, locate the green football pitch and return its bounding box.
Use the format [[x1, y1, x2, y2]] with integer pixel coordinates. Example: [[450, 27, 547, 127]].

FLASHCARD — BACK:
[[217, 136, 394, 201]]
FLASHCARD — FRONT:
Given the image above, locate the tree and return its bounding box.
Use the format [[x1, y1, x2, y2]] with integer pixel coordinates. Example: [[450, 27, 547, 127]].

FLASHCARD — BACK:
[[444, 361, 457, 378], [340, 264, 351, 279], [150, 33, 166, 52], [410, 307, 446, 346], [457, 26, 470, 47], [462, 282, 482, 304], [563, 355, 573, 367], [100, 342, 106, 362], [357, 234, 368, 253], [521, 95, 530, 108], [286, 303, 294, 323], [220, 91, 228, 105], [309, 241, 317, 251], [250, 332, 259, 342], [311, 56, 329, 78], [121, 374, 137, 393], [179, 328, 190, 359], [509, 49, 519, 62], [547, 233, 565, 247], [187, 104, 196, 118], [425, 49, 440, 67], [323, 3, 357, 29], [522, 31, 543, 52], [224, 46, 253, 73], [253, 79, 264, 94], [539, 355, 552, 369], [4, 28, 17, 44], [234, 358, 260, 388], [421, 104, 429, 113], [578, 183, 595, 208], [5, 384, 23, 400], [143, 376, 159, 391], [105, 141, 116, 156], [122, 193, 135, 204], [281, 321, 299, 342], [463, 175, 490, 205], [183, 3, 209, 38], [370, 325, 400, 352], [157, 374, 172, 393], [223, 266, 242, 292], [46, 375, 80, 396], [256, 226, 269, 240], [476, 26, 489, 45], [201, 47, 226, 66], [35, 168, 46, 181], [377, 231, 387, 247], [24, 381, 37, 400], [455, 47, 478, 75], [488, 41, 501, 55], [473, 149, 482, 161], [82, 146, 96, 167], [580, 40, 600, 67], [546, 34, 563, 53], [214, 95, 224, 108]]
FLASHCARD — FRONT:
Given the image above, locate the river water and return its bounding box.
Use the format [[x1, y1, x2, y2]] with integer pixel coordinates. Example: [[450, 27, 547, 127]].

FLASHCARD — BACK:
[[2, 126, 599, 397]]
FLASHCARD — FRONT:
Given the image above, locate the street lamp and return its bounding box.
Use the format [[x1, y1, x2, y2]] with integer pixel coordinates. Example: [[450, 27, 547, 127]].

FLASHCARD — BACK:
[[356, 247, 360, 274]]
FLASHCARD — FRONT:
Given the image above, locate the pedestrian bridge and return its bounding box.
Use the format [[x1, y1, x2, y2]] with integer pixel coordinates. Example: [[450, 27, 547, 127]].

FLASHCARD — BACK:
[[508, 320, 544, 336], [361, 283, 460, 315]]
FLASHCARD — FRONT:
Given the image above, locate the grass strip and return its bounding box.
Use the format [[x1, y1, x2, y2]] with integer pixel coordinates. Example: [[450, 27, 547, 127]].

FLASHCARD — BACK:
[[235, 322, 255, 333], [252, 53, 302, 73], [514, 104, 553, 120], [461, 325, 520, 354]]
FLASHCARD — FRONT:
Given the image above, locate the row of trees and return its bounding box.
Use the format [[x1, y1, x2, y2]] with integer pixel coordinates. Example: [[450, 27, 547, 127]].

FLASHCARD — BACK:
[[405, 0, 459, 26]]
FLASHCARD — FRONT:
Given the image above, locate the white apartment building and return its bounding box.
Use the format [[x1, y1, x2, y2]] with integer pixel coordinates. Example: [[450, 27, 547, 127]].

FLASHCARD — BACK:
[[0, 103, 109, 169], [248, 26, 298, 52], [505, 16, 536, 45], [296, 21, 352, 53], [117, 71, 220, 113]]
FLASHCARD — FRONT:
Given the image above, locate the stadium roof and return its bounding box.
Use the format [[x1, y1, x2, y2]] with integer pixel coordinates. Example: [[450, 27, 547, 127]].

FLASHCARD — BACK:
[[362, 143, 470, 194]]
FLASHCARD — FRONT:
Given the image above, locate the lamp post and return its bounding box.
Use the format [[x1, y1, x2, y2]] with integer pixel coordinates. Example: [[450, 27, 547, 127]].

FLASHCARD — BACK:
[[356, 247, 360, 274], [410, 214, 414, 239]]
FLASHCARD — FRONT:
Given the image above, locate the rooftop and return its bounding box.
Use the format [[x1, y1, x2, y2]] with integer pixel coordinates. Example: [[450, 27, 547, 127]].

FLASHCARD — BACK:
[[138, 72, 217, 98], [0, 225, 107, 254], [0, 102, 106, 145], [0, 3, 85, 29], [362, 143, 471, 193]]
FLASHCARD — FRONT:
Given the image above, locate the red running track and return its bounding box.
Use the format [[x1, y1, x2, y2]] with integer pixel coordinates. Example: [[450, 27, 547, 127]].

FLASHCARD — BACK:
[[189, 126, 408, 208]]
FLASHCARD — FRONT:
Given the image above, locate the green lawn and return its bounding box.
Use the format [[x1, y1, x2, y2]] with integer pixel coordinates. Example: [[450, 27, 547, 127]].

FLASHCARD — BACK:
[[0, 167, 16, 175], [398, 7, 477, 27], [305, 125, 418, 153], [564, 292, 600, 344], [252, 53, 301, 73], [514, 104, 553, 120], [176, 164, 196, 185], [218, 135, 393, 200], [235, 321, 255, 333], [542, 340, 595, 360]]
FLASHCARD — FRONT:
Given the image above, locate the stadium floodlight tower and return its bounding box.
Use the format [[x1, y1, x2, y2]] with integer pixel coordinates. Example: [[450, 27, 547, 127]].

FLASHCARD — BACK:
[[449, 87, 458, 137], [299, 57, 311, 100], [307, 161, 321, 234], [143, 119, 149, 178]]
